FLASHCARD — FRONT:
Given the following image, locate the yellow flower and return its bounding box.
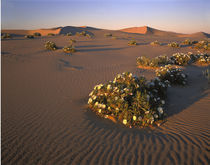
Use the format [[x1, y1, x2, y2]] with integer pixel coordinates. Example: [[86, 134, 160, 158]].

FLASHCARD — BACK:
[[123, 119, 127, 125], [133, 116, 137, 121]]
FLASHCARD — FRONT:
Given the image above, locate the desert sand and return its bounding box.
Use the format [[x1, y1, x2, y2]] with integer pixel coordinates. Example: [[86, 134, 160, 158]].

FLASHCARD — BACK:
[[1, 26, 210, 165]]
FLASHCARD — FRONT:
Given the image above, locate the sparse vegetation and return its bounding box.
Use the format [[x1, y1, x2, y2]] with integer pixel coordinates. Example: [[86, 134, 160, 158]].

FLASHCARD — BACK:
[[86, 34, 92, 38], [170, 53, 191, 65], [104, 33, 112, 37], [128, 40, 137, 46], [69, 39, 76, 45], [47, 33, 55, 36], [45, 41, 57, 50], [1, 33, 11, 39], [33, 32, 41, 36], [150, 40, 161, 46], [63, 45, 76, 53], [25, 35, 34, 39], [193, 40, 210, 50], [66, 32, 72, 36], [181, 39, 192, 45], [168, 42, 179, 48], [88, 72, 168, 128]]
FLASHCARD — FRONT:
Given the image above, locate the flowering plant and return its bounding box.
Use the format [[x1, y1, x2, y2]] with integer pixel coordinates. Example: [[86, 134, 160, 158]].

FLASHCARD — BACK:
[[66, 32, 72, 36], [33, 32, 41, 36], [63, 45, 76, 53], [150, 40, 161, 46], [168, 42, 179, 48], [1, 33, 11, 39], [45, 41, 57, 50], [104, 33, 112, 37], [47, 33, 55, 36], [170, 53, 191, 65], [25, 35, 34, 39], [88, 72, 167, 127], [155, 65, 187, 85], [128, 40, 137, 46]]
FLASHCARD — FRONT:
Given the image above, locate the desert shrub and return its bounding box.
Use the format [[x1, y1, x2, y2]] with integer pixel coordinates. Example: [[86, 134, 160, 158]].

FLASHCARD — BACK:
[[63, 45, 76, 53], [1, 33, 11, 39], [88, 72, 168, 127], [181, 39, 192, 45], [47, 33, 55, 36], [45, 41, 57, 50], [104, 33, 112, 37], [196, 53, 210, 64], [69, 39, 76, 45], [86, 34, 92, 38], [25, 35, 34, 39], [128, 40, 137, 46], [112, 36, 117, 40], [66, 32, 72, 36], [156, 65, 187, 85], [168, 42, 179, 48], [170, 53, 191, 65], [150, 40, 161, 46], [194, 40, 210, 50], [192, 41, 198, 44], [33, 32, 41, 36], [137, 55, 169, 68]]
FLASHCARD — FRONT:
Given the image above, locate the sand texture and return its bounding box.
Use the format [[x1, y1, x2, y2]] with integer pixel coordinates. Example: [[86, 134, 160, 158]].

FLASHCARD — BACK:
[[2, 27, 210, 165]]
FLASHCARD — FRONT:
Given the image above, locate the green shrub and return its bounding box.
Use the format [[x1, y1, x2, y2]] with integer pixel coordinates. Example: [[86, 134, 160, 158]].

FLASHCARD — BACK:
[[128, 40, 137, 46], [63, 45, 76, 53], [47, 33, 55, 36], [150, 40, 161, 46], [88, 72, 168, 127], [181, 39, 192, 45], [168, 42, 179, 48], [1, 33, 11, 39], [66, 32, 72, 36], [33, 32, 41, 36], [137, 55, 169, 68], [25, 35, 34, 39], [104, 33, 112, 37], [45, 41, 57, 50], [170, 53, 191, 65], [155, 65, 187, 85]]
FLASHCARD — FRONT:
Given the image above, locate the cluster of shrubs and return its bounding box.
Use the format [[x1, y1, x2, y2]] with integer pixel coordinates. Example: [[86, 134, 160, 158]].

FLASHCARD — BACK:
[[181, 39, 193, 45], [47, 33, 55, 36], [76, 31, 92, 38], [104, 33, 112, 37], [63, 45, 76, 53], [33, 32, 41, 36], [193, 40, 210, 50], [88, 72, 169, 128], [155, 65, 187, 85], [128, 40, 137, 46], [1, 33, 11, 39], [168, 42, 179, 48], [136, 55, 169, 68], [150, 41, 161, 46], [66, 32, 72, 36], [137, 53, 210, 68]]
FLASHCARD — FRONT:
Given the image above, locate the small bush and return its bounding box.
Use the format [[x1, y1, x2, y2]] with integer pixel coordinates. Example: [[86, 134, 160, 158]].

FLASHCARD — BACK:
[[150, 41, 161, 46], [168, 42, 179, 48], [88, 72, 168, 128], [137, 55, 169, 68], [170, 53, 191, 65], [1, 33, 11, 39], [193, 40, 210, 50], [112, 36, 117, 40], [86, 34, 92, 38], [196, 53, 210, 65], [63, 45, 76, 53], [66, 32, 72, 36], [128, 40, 137, 46], [25, 35, 34, 39], [155, 65, 187, 85], [104, 33, 112, 37], [45, 41, 57, 50], [181, 39, 192, 45], [33, 32, 41, 36], [47, 33, 55, 36]]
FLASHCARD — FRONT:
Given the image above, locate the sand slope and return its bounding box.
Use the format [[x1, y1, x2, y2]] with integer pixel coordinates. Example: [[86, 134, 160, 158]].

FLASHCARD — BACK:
[[2, 29, 210, 165]]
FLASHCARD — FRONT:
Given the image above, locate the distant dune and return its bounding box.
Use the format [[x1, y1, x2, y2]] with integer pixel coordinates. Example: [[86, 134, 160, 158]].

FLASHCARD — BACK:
[[2, 26, 210, 38]]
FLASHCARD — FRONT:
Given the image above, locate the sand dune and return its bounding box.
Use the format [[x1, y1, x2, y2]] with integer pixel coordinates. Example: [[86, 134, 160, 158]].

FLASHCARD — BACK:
[[2, 27, 210, 165]]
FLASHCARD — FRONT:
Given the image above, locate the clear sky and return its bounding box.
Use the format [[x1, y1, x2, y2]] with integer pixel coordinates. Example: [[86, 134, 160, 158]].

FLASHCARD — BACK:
[[2, 0, 210, 33]]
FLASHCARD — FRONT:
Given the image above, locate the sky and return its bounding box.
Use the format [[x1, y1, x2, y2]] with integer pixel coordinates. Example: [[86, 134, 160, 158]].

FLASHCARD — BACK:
[[1, 0, 210, 33]]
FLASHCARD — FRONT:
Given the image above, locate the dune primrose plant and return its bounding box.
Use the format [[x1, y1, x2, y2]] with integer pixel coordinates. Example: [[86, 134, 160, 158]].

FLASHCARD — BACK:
[[156, 65, 187, 86], [193, 40, 210, 50], [88, 72, 168, 128], [128, 40, 137, 46], [181, 39, 192, 45], [66, 32, 72, 36], [170, 53, 191, 65], [25, 35, 34, 39], [47, 33, 55, 36], [69, 39, 76, 45], [33, 32, 41, 36], [168, 42, 179, 48], [1, 33, 11, 39], [150, 40, 161, 46], [45, 41, 57, 50], [104, 33, 112, 37], [63, 45, 76, 53]]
